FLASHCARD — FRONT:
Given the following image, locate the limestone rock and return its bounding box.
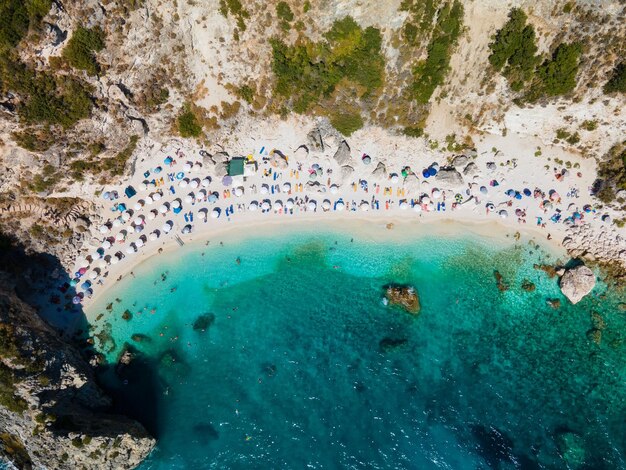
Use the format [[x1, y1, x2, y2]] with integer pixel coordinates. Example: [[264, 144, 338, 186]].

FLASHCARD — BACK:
[[435, 168, 464, 187], [340, 165, 354, 180], [486, 162, 497, 171], [372, 162, 387, 178], [463, 162, 479, 177], [559, 265, 595, 304], [307, 128, 324, 151], [451, 155, 468, 168], [333, 140, 351, 165], [384, 285, 420, 314]]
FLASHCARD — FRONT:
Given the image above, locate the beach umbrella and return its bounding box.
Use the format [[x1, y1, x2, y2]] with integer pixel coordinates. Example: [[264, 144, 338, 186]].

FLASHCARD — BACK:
[[330, 185, 339, 194], [480, 186, 488, 194], [261, 201, 271, 211], [183, 162, 192, 171], [274, 200, 283, 210], [222, 176, 233, 186], [89, 271, 99, 280], [428, 167, 438, 177], [72, 296, 82, 305], [335, 201, 345, 210], [282, 182, 291, 192], [234, 187, 244, 197], [285, 199, 294, 210], [162, 222, 172, 233], [307, 201, 316, 211], [121, 212, 131, 222], [80, 281, 91, 290], [99, 225, 110, 234], [133, 202, 142, 211], [550, 191, 560, 201], [112, 218, 122, 227], [145, 195, 154, 205], [201, 178, 210, 187], [77, 257, 90, 268], [486, 202, 495, 210], [248, 201, 258, 211], [164, 156, 173, 165], [134, 225, 143, 233], [159, 204, 169, 214], [431, 162, 440, 171], [147, 211, 157, 220], [110, 256, 119, 265], [499, 210, 508, 219], [70, 278, 79, 287], [362, 155, 371, 165], [322, 200, 331, 210], [77, 268, 87, 277], [103, 191, 111, 200], [211, 209, 220, 218], [413, 204, 422, 213], [523, 188, 532, 197], [115, 232, 126, 241], [149, 232, 159, 241], [194, 162, 202, 172], [135, 239, 144, 248], [133, 216, 144, 226], [179, 179, 188, 188], [422, 169, 430, 178], [602, 214, 611, 223], [125, 246, 136, 254], [260, 184, 269, 195], [190, 179, 199, 189], [399, 201, 409, 210], [102, 240, 112, 250], [432, 189, 441, 199], [455, 193, 463, 203], [182, 225, 192, 234], [185, 194, 193, 204], [172, 200, 181, 209], [360, 202, 370, 211], [390, 174, 399, 184], [208, 193, 218, 203]]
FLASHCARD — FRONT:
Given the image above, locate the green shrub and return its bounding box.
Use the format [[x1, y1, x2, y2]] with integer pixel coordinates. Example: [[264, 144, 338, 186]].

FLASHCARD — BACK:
[[329, 111, 364, 136], [276, 2, 293, 21], [534, 42, 582, 97], [237, 84, 254, 104], [604, 62, 625, 94], [403, 23, 419, 45], [303, 0, 310, 13], [581, 120, 597, 131], [411, 1, 463, 104], [0, 363, 28, 414], [400, 0, 441, 36], [62, 26, 105, 75], [0, 0, 51, 50], [219, 0, 249, 31], [403, 126, 424, 137], [177, 107, 202, 138], [488, 8, 538, 89]]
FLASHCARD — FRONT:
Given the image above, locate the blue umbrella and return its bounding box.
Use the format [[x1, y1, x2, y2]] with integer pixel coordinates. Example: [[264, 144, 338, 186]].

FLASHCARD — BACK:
[[515, 192, 522, 200], [72, 296, 81, 305], [422, 169, 430, 178], [208, 193, 218, 203], [80, 281, 91, 290], [523, 188, 531, 197], [505, 189, 514, 197], [164, 156, 173, 165], [428, 167, 437, 176], [70, 278, 78, 286]]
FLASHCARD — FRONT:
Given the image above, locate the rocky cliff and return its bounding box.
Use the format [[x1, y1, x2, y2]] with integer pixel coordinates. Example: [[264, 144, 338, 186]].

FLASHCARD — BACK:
[[0, 274, 154, 469]]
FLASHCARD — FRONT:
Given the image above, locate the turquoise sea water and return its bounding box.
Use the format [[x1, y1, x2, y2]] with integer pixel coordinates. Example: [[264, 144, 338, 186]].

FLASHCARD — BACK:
[[87, 226, 626, 469]]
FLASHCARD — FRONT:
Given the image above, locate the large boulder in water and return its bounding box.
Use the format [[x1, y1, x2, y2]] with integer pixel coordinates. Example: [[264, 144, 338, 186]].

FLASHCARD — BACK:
[[384, 285, 420, 314], [559, 265, 595, 304]]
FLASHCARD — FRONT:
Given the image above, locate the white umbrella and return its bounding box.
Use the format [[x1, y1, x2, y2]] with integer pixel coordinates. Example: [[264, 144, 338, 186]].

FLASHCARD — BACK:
[[201, 178, 210, 187], [274, 200, 283, 210], [185, 195, 193, 204], [159, 204, 168, 214], [261, 201, 271, 210], [140, 182, 148, 191], [421, 195, 431, 204], [282, 183, 291, 192], [248, 201, 258, 211], [183, 162, 192, 171], [133, 202, 142, 210], [330, 185, 339, 194], [102, 240, 112, 249], [99, 225, 109, 234], [77, 257, 90, 268], [133, 216, 144, 225], [260, 184, 269, 195], [152, 192, 162, 202], [190, 179, 199, 189], [179, 179, 188, 188], [499, 210, 508, 219], [147, 210, 157, 220], [112, 218, 122, 227], [413, 204, 422, 213], [116, 232, 125, 241], [125, 246, 136, 254], [234, 187, 244, 197], [390, 174, 399, 184], [145, 195, 154, 205], [149, 232, 159, 241], [121, 212, 131, 222], [307, 201, 316, 211], [182, 225, 191, 234], [135, 239, 144, 248], [89, 271, 99, 280], [285, 199, 294, 209], [335, 201, 345, 210], [211, 209, 220, 219], [172, 200, 181, 209], [322, 200, 331, 210], [96, 258, 107, 269], [134, 225, 143, 233], [432, 189, 441, 199], [360, 202, 370, 211], [162, 222, 172, 233], [400, 201, 409, 210], [194, 162, 202, 172], [110, 256, 119, 265]]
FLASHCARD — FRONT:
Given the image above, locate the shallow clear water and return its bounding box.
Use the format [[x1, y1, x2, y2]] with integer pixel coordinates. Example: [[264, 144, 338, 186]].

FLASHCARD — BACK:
[[87, 227, 626, 469]]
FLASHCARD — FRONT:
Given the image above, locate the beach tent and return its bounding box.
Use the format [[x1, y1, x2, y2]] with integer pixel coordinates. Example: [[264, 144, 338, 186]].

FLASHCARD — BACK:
[[228, 157, 245, 177], [125, 186, 137, 198]]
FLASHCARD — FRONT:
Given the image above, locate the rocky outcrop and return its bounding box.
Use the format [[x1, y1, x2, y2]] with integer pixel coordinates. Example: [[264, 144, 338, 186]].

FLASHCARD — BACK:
[[384, 285, 420, 314], [559, 265, 596, 304], [333, 140, 351, 165], [0, 281, 154, 469], [435, 167, 464, 187]]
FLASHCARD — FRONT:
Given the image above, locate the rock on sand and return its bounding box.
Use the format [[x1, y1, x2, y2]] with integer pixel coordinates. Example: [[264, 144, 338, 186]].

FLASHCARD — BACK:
[[559, 265, 596, 304]]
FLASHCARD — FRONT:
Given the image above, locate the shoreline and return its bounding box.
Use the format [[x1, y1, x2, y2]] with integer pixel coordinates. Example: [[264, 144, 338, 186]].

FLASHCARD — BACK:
[[84, 214, 567, 311]]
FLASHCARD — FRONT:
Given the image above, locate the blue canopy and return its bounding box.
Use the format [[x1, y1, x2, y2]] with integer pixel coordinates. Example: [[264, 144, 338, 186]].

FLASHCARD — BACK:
[[428, 167, 437, 176], [523, 188, 531, 196], [117, 203, 127, 212], [422, 169, 430, 178], [124, 186, 137, 198], [164, 156, 173, 164]]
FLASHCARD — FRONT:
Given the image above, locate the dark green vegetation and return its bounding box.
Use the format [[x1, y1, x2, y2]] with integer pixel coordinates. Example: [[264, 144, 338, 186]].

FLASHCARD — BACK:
[[177, 106, 202, 138], [596, 141, 626, 205], [489, 8, 582, 100], [70, 135, 138, 179], [62, 26, 105, 76], [555, 128, 580, 145], [488, 8, 538, 91], [329, 111, 364, 137], [0, 0, 51, 50], [270, 16, 384, 134], [400, 0, 441, 39], [604, 62, 625, 94], [219, 0, 249, 37], [410, 1, 464, 104], [276, 1, 294, 31]]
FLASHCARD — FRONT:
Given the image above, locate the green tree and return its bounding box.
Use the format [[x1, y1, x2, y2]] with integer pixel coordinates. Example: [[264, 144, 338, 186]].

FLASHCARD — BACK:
[[604, 62, 625, 94], [177, 106, 202, 137], [276, 2, 294, 21], [536, 42, 582, 97], [62, 26, 105, 75]]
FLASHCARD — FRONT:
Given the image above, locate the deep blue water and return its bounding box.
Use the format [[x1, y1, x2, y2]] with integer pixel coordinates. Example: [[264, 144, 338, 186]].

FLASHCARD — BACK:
[[87, 227, 626, 469]]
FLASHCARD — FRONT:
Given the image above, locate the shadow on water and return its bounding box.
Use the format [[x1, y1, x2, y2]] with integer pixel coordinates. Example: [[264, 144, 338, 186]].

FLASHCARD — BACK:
[[0, 232, 163, 439]]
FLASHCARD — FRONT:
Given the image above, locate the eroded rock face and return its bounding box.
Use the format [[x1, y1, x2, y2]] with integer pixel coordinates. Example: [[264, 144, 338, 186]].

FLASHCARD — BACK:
[[384, 285, 420, 314], [0, 282, 154, 469], [559, 265, 596, 304], [435, 167, 464, 187], [333, 140, 351, 165]]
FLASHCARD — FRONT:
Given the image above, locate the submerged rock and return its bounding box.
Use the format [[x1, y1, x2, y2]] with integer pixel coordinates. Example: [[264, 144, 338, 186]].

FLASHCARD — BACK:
[[556, 431, 586, 468], [379, 337, 408, 353], [586, 328, 602, 345], [559, 265, 595, 304], [547, 298, 561, 309], [521, 279, 536, 292], [384, 285, 420, 314], [534, 263, 559, 278], [494, 271, 509, 292], [122, 309, 133, 321], [192, 313, 216, 332], [131, 333, 152, 343]]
